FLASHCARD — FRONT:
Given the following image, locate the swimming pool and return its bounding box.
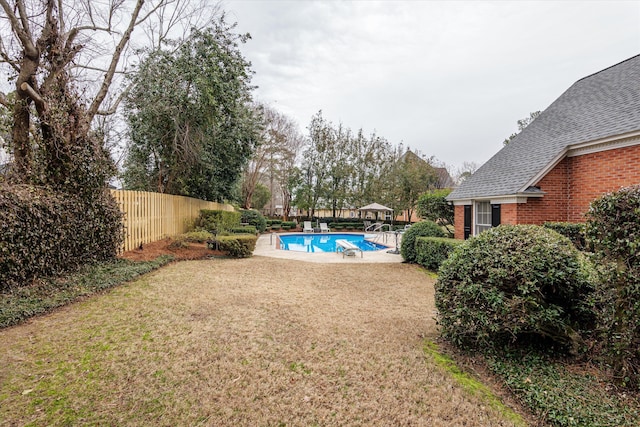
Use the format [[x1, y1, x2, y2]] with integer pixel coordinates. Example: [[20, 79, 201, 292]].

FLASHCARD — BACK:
[[278, 233, 388, 253]]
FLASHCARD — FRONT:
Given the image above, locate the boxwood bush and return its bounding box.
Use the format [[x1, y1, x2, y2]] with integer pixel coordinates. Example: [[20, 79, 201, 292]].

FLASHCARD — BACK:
[[435, 225, 595, 354], [209, 234, 257, 258], [415, 237, 463, 271], [400, 220, 446, 263], [195, 209, 240, 234], [240, 209, 267, 233]]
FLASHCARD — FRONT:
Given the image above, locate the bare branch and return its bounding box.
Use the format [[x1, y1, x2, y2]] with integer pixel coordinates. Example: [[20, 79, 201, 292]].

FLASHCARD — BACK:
[[96, 84, 131, 116], [73, 63, 128, 74], [0, 0, 37, 57], [0, 91, 9, 107], [0, 46, 20, 72], [86, 0, 146, 125]]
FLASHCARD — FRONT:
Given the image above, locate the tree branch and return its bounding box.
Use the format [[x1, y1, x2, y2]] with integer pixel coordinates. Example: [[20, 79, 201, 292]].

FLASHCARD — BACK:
[[0, 0, 38, 57], [96, 84, 131, 116], [0, 92, 9, 108], [0, 46, 20, 72], [20, 82, 45, 110], [86, 0, 147, 125]]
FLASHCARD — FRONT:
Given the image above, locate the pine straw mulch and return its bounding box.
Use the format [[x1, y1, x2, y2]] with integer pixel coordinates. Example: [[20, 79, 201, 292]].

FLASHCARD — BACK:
[[118, 237, 224, 262]]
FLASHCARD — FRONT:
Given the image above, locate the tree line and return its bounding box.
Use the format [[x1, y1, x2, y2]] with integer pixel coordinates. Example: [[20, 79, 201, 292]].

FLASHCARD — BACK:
[[0, 0, 466, 225]]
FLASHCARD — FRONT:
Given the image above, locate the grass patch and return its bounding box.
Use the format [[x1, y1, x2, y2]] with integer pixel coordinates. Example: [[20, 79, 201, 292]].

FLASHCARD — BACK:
[[424, 340, 527, 427], [485, 349, 640, 426], [0, 255, 173, 329]]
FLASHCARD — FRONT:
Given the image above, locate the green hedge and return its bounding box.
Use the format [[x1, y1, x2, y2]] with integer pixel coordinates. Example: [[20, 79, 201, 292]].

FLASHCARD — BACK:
[[240, 209, 267, 233], [1, 184, 123, 291], [586, 185, 640, 388], [195, 209, 240, 234], [328, 222, 363, 229], [400, 220, 446, 263], [415, 237, 463, 271], [435, 225, 595, 353], [209, 234, 257, 258], [543, 222, 586, 250], [230, 226, 258, 235]]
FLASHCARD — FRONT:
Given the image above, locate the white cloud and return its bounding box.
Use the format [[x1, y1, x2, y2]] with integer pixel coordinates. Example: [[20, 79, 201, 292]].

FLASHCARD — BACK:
[[225, 0, 640, 170]]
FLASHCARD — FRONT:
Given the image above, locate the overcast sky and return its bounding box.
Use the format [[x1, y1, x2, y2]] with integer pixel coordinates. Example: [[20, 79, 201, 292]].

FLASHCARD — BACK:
[[222, 0, 640, 172]]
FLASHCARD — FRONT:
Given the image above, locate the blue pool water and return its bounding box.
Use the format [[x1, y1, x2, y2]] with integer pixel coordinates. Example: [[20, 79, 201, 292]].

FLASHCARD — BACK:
[[278, 233, 387, 253]]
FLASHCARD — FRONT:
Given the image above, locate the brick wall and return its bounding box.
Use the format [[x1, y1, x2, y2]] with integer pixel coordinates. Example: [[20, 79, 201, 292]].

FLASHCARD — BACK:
[[566, 144, 640, 221], [517, 144, 640, 224], [453, 143, 640, 239], [515, 158, 569, 224], [454, 205, 465, 240]]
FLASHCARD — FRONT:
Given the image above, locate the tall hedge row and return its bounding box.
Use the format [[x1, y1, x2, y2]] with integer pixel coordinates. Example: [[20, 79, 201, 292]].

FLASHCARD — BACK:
[[1, 184, 123, 291], [586, 185, 640, 387]]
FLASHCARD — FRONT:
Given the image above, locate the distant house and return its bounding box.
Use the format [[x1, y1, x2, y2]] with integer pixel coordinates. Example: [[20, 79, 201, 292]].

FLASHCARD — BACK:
[[447, 54, 640, 239]]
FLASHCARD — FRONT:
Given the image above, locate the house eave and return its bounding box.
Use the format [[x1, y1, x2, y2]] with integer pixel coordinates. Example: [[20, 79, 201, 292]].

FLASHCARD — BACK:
[[450, 192, 544, 206], [520, 130, 640, 191]]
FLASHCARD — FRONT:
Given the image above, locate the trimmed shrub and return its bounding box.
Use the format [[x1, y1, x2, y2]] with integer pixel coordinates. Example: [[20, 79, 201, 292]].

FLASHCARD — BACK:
[[435, 225, 595, 354], [0, 184, 123, 291], [195, 209, 240, 234], [240, 209, 267, 233], [230, 226, 258, 235], [586, 185, 640, 388], [210, 234, 257, 258], [270, 223, 281, 230], [169, 231, 214, 248], [543, 222, 586, 250], [400, 220, 446, 263], [415, 237, 463, 271]]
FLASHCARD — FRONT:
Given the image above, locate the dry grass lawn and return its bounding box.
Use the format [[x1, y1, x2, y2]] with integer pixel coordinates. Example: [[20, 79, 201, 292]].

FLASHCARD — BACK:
[[0, 257, 524, 426]]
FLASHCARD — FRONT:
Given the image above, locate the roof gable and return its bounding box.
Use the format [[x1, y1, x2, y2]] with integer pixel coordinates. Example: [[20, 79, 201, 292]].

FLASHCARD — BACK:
[[448, 54, 640, 201]]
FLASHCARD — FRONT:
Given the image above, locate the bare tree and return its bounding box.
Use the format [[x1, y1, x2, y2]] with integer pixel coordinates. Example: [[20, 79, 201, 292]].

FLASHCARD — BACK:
[[241, 104, 303, 212], [0, 0, 219, 183]]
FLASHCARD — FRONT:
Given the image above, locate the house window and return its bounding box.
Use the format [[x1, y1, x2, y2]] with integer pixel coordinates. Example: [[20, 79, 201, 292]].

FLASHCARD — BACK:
[[475, 201, 492, 235]]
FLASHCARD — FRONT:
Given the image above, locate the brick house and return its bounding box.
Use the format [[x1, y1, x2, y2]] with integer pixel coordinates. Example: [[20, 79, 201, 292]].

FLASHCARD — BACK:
[[447, 54, 640, 239]]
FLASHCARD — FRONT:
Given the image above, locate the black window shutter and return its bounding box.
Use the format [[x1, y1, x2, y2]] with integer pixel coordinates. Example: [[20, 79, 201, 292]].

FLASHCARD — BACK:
[[463, 205, 472, 239], [491, 204, 501, 227]]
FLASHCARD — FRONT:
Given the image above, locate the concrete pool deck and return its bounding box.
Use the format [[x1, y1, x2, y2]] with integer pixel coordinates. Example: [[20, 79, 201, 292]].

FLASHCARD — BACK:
[[253, 232, 404, 263]]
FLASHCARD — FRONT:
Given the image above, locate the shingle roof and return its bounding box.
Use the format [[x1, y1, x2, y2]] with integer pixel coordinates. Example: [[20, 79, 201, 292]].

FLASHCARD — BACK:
[[448, 54, 640, 201]]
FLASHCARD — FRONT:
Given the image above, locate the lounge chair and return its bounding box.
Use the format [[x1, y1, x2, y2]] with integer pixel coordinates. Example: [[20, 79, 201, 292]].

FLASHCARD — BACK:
[[303, 221, 313, 233], [319, 223, 330, 233], [335, 239, 363, 258]]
